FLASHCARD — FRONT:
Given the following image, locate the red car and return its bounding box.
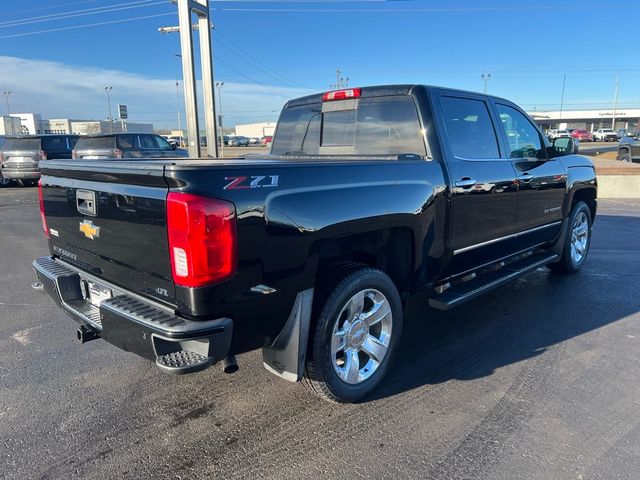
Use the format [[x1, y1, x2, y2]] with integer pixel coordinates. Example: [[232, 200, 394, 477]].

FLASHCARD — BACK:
[[571, 129, 593, 142], [261, 135, 273, 147]]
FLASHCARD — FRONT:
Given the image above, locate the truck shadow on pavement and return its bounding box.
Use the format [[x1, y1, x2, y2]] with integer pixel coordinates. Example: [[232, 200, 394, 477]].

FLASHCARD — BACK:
[[367, 213, 639, 402]]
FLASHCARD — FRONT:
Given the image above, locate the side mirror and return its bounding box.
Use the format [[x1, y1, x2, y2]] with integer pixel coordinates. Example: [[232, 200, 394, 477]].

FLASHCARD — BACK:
[[171, 143, 177, 150], [552, 137, 576, 156]]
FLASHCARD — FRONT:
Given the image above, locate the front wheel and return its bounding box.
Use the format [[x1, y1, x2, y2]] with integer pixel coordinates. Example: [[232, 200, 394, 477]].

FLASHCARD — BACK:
[[303, 267, 403, 403], [549, 201, 592, 274], [620, 151, 632, 162]]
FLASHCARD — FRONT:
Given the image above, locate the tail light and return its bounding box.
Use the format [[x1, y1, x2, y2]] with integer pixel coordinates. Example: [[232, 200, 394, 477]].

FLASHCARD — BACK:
[[166, 192, 237, 288], [37, 180, 50, 239], [38, 150, 47, 161], [322, 88, 362, 102], [72, 150, 77, 159], [114, 148, 123, 159]]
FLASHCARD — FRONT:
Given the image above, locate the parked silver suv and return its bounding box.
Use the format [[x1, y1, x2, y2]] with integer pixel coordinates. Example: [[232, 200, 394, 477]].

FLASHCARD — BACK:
[[0, 134, 79, 185], [73, 133, 189, 160]]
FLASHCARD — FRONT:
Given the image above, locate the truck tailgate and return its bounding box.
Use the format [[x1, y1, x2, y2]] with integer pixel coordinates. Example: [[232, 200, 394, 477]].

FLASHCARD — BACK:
[[39, 160, 175, 307]]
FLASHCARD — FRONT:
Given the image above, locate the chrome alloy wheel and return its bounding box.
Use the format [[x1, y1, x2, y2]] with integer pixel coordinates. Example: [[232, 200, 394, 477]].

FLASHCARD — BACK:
[[330, 289, 392, 385], [570, 211, 589, 265]]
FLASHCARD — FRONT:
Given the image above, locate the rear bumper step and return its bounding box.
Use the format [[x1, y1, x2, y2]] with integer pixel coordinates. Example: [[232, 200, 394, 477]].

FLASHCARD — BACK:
[[429, 253, 559, 311], [33, 256, 233, 374]]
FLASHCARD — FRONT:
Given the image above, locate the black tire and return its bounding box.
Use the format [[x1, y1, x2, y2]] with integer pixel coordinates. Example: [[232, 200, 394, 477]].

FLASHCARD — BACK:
[[620, 151, 632, 162], [303, 267, 403, 403], [0, 176, 12, 187], [548, 201, 592, 274], [20, 179, 38, 187]]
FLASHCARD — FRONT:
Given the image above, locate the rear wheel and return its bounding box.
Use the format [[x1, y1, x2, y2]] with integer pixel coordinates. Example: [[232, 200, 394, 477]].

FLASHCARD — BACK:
[[549, 201, 592, 274], [303, 267, 403, 403]]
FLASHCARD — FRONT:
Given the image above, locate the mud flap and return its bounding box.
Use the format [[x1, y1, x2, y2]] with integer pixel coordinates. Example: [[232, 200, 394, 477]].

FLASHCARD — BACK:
[[261, 288, 314, 382]]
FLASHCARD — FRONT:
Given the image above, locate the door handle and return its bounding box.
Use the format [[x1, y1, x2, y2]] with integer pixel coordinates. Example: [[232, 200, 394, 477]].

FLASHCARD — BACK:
[[454, 177, 477, 188], [518, 172, 533, 183]]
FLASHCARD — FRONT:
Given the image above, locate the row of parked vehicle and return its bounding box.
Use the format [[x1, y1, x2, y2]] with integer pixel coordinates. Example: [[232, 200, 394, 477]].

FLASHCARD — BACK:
[[547, 127, 631, 142], [221, 135, 273, 147], [0, 133, 187, 186]]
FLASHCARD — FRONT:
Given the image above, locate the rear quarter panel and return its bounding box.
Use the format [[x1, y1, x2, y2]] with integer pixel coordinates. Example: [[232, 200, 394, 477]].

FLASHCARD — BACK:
[[165, 159, 447, 352]]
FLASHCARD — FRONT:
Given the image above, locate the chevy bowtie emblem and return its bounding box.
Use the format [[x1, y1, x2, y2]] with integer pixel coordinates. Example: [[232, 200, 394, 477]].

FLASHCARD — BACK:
[[79, 220, 100, 240]]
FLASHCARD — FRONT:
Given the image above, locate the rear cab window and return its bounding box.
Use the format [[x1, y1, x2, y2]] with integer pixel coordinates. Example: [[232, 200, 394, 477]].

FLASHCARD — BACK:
[[271, 94, 427, 159], [2, 138, 41, 151], [76, 136, 117, 150]]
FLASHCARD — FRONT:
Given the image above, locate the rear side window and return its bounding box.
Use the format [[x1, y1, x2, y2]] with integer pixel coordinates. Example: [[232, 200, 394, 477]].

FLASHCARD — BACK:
[[41, 136, 67, 151], [3, 138, 41, 150], [117, 134, 137, 150], [439, 96, 500, 159], [76, 136, 116, 149], [272, 96, 426, 157]]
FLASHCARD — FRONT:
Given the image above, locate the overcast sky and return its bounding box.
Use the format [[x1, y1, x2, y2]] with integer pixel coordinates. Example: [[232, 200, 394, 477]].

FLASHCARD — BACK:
[[2, 0, 640, 129]]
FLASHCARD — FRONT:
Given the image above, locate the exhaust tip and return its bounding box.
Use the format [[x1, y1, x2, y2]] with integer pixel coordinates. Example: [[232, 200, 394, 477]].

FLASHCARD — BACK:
[[222, 355, 239, 374]]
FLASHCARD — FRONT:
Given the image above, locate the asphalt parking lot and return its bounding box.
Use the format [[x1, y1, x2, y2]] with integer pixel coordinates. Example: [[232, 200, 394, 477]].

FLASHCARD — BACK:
[[1, 187, 638, 480]]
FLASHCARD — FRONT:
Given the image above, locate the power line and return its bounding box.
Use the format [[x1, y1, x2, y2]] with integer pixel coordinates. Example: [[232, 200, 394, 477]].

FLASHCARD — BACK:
[[216, 2, 639, 13], [214, 29, 308, 89], [0, 0, 101, 17], [215, 57, 293, 99], [0, 0, 167, 29], [0, 12, 175, 40]]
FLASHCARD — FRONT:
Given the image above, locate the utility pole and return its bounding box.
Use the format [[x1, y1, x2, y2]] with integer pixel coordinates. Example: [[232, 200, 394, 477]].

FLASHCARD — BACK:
[[158, 0, 218, 158], [330, 69, 349, 90], [2, 91, 10, 115], [216, 81, 224, 158], [612, 73, 619, 129], [559, 74, 566, 120], [175, 53, 182, 143], [104, 86, 113, 133], [481, 73, 491, 94]]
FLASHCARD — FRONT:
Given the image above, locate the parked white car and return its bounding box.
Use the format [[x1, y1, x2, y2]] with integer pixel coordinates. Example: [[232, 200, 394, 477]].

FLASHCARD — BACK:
[[593, 128, 618, 142], [547, 129, 570, 140]]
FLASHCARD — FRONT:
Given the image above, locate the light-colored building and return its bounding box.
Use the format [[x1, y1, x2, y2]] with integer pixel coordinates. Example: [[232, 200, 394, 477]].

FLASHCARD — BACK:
[[235, 122, 276, 138], [70, 120, 154, 135], [45, 118, 88, 134], [528, 108, 640, 132], [10, 113, 44, 135], [0, 116, 22, 135]]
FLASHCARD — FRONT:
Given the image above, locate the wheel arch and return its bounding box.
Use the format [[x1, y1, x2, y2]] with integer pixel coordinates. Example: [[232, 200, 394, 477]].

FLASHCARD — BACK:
[[313, 227, 416, 297]]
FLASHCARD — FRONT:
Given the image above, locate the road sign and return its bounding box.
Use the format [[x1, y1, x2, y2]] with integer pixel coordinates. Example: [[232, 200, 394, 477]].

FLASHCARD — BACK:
[[118, 104, 128, 120]]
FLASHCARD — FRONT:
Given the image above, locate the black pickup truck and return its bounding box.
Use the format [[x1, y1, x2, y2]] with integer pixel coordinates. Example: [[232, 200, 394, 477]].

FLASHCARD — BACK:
[[33, 85, 597, 403]]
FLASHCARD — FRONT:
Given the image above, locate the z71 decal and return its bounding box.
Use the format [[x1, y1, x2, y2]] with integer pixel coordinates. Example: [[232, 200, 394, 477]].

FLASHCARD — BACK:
[[224, 175, 279, 190]]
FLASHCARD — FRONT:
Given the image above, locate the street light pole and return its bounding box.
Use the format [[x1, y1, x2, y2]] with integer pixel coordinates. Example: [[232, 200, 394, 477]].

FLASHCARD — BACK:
[[612, 73, 619, 130], [481, 73, 491, 94], [559, 74, 566, 121], [174, 54, 183, 145], [2, 91, 11, 115], [216, 81, 224, 158], [104, 86, 113, 133]]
